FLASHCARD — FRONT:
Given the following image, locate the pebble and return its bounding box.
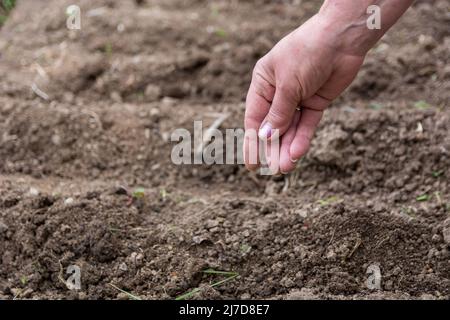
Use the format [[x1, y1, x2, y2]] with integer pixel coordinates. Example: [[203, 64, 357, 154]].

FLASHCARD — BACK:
[[29, 187, 39, 196], [144, 84, 161, 101], [119, 262, 128, 271], [64, 197, 74, 205]]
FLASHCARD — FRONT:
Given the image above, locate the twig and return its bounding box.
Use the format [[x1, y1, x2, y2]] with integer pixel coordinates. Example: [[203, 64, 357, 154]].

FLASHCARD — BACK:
[[31, 83, 49, 101], [195, 113, 229, 155]]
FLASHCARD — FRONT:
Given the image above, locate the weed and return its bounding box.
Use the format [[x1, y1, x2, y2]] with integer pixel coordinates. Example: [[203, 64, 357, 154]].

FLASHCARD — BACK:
[[104, 43, 113, 57], [317, 196, 340, 206], [414, 100, 430, 110], [109, 283, 142, 300], [0, 0, 15, 26], [432, 170, 443, 178], [132, 187, 145, 199], [175, 269, 239, 300], [215, 28, 227, 38], [369, 102, 384, 110], [160, 188, 168, 200], [2, 0, 15, 12], [416, 194, 429, 202]]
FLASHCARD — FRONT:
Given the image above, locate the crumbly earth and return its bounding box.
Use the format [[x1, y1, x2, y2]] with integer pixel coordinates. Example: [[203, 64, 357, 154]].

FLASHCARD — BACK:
[[0, 0, 449, 300]]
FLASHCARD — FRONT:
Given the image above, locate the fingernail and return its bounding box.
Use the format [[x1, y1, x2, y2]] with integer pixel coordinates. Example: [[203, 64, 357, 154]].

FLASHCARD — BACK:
[[290, 158, 299, 163], [258, 122, 272, 140]]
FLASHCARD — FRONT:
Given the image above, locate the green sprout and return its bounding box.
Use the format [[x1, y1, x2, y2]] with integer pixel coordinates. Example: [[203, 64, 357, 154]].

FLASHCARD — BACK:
[[317, 196, 340, 206], [369, 102, 384, 110], [2, 0, 15, 12], [0, 0, 15, 26], [432, 170, 443, 178], [132, 187, 145, 199], [215, 28, 227, 38], [104, 43, 113, 57], [414, 100, 430, 110], [416, 194, 429, 202], [160, 188, 168, 200]]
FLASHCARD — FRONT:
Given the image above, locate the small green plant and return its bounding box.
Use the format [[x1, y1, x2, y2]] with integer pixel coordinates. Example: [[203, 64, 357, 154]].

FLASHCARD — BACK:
[[132, 187, 145, 199], [175, 269, 239, 300], [104, 43, 113, 57], [369, 102, 384, 110], [2, 0, 15, 12], [414, 100, 430, 110], [416, 194, 429, 202], [0, 0, 15, 26], [432, 170, 443, 178], [160, 188, 168, 200], [20, 275, 28, 286], [215, 28, 227, 38], [317, 196, 340, 206]]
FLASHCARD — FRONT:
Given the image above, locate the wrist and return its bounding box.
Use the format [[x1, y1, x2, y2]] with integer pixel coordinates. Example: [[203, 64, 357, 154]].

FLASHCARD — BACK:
[[317, 0, 413, 56], [315, 10, 379, 57]]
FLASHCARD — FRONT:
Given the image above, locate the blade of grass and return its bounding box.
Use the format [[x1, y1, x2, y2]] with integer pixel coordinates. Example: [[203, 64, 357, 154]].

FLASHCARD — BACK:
[[416, 194, 429, 202], [109, 283, 142, 300], [202, 269, 239, 276], [175, 272, 239, 300]]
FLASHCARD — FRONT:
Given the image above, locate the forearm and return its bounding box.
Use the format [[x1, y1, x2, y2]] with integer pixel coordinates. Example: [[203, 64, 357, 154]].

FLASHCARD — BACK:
[[318, 0, 414, 55]]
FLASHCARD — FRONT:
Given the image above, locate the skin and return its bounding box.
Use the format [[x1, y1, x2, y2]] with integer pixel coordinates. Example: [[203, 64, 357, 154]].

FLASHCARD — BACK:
[[244, 0, 414, 174]]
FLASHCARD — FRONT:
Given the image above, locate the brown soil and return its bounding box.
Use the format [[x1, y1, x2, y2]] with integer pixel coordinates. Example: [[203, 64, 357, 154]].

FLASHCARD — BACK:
[[0, 0, 449, 300]]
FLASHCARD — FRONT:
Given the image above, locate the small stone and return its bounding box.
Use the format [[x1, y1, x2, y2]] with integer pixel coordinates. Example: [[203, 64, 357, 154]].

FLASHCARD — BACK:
[[281, 277, 295, 288], [64, 197, 74, 205], [119, 263, 128, 271], [240, 293, 251, 300], [51, 134, 61, 145], [193, 236, 206, 244], [29, 187, 39, 196], [117, 292, 129, 300], [295, 208, 308, 218], [206, 220, 219, 229], [144, 84, 161, 101], [431, 234, 441, 243], [110, 91, 123, 102], [418, 34, 437, 51]]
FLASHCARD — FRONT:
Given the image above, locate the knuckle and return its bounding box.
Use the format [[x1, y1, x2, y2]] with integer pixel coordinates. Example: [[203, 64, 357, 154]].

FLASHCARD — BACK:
[[276, 81, 299, 101]]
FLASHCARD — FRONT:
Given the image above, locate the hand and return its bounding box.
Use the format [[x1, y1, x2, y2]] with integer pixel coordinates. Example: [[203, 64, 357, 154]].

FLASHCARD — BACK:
[[244, 14, 365, 174]]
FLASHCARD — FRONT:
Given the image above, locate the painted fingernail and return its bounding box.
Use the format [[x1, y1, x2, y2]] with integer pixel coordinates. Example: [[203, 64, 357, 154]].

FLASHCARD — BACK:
[[258, 122, 272, 140]]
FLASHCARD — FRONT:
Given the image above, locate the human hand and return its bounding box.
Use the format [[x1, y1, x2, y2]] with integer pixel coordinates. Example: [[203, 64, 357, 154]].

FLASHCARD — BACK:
[[244, 13, 365, 174]]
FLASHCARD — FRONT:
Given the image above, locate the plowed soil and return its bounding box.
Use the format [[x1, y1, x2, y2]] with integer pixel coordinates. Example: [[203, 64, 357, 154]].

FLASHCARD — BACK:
[[0, 0, 449, 299]]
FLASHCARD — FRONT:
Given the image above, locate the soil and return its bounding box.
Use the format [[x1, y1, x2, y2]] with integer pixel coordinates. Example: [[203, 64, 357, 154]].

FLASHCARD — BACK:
[[0, 0, 449, 300]]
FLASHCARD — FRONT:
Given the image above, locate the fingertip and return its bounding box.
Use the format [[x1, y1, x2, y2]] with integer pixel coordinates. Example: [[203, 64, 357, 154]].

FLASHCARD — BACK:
[[289, 140, 309, 163]]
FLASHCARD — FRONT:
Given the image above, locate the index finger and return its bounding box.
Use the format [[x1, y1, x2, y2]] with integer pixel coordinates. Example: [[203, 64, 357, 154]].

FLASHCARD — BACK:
[[244, 70, 275, 171]]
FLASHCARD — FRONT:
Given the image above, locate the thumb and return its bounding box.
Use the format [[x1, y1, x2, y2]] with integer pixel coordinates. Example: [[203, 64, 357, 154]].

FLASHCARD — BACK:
[[258, 83, 300, 140]]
